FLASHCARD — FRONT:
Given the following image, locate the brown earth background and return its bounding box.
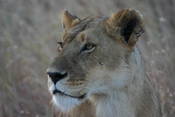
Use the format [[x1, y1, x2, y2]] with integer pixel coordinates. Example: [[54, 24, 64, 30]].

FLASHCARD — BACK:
[[0, 0, 175, 117]]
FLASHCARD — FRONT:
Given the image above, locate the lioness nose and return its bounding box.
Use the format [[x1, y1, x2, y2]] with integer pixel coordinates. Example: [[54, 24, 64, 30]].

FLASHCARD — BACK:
[[47, 70, 68, 84]]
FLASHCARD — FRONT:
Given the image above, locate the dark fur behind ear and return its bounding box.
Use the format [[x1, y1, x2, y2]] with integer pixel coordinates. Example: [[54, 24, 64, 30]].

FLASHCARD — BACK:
[[105, 9, 144, 47], [121, 17, 138, 43]]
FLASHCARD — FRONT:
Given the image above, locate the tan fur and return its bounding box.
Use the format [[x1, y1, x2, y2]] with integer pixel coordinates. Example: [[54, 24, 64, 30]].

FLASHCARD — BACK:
[[47, 9, 161, 117], [105, 9, 144, 47], [62, 10, 80, 30]]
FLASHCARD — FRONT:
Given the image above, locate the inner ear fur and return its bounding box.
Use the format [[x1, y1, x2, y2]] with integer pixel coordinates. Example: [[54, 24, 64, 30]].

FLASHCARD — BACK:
[[62, 10, 80, 30], [105, 9, 144, 47]]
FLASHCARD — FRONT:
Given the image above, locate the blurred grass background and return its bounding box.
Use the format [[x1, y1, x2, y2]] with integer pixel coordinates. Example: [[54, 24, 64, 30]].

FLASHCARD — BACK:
[[0, 0, 175, 117]]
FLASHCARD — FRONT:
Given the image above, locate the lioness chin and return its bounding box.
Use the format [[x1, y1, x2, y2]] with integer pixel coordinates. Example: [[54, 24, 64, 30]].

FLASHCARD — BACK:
[[47, 9, 161, 117]]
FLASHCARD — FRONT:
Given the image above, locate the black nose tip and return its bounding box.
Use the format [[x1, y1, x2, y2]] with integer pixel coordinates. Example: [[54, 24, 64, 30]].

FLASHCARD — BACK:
[[47, 71, 68, 84]]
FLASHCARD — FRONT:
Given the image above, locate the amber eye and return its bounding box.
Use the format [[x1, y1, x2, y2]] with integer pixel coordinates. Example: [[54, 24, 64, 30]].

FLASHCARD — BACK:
[[80, 43, 96, 53]]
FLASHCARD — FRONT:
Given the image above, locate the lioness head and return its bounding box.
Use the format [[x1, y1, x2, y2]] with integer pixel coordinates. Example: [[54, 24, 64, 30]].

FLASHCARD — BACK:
[[47, 9, 144, 111]]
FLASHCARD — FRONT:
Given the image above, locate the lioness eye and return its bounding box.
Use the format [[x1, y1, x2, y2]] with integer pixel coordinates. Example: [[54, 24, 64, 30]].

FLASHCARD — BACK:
[[80, 43, 96, 53]]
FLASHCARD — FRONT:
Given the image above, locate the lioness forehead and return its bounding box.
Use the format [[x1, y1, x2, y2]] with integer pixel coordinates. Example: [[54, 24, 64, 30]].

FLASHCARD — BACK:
[[62, 16, 107, 44]]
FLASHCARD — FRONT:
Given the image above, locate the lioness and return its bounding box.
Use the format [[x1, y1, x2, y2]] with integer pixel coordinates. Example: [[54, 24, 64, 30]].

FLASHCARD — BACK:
[[47, 9, 161, 117]]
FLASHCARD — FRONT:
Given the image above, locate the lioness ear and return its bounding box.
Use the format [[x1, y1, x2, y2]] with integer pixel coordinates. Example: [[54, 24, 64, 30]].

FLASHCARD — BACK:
[[105, 9, 144, 47], [62, 10, 80, 30]]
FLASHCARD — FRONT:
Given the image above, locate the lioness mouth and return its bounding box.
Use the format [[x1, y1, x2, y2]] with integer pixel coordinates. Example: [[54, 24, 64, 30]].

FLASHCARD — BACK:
[[53, 89, 86, 99]]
